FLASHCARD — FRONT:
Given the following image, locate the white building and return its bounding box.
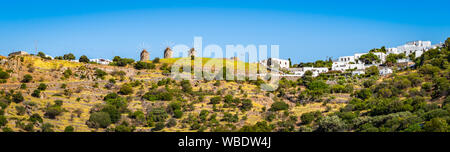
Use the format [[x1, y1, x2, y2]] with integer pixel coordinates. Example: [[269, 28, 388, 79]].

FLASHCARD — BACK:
[[44, 54, 53, 59], [379, 67, 393, 75], [387, 40, 433, 57], [332, 51, 385, 71], [332, 62, 365, 71], [288, 67, 329, 77], [259, 58, 290, 69], [90, 58, 112, 65]]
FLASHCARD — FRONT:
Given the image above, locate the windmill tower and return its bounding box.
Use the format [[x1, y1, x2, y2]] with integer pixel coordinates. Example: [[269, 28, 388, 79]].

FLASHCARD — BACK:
[[139, 42, 150, 62], [189, 48, 196, 57], [140, 49, 150, 62]]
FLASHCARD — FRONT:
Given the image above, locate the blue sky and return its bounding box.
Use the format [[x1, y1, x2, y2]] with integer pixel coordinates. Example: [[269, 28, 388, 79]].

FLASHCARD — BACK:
[[0, 0, 449, 63]]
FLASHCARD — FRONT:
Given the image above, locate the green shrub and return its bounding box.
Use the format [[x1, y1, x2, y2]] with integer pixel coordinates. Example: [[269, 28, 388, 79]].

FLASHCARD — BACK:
[[44, 106, 64, 119], [41, 123, 54, 132], [152, 122, 165, 131], [63, 69, 72, 78], [12, 92, 24, 103], [209, 96, 222, 104], [173, 109, 183, 118], [101, 104, 121, 123], [0, 71, 10, 79], [269, 101, 289, 111], [37, 83, 47, 91], [29, 113, 43, 124], [134, 61, 155, 70], [31, 89, 41, 98], [22, 74, 33, 83], [64, 126, 75, 132], [118, 85, 133, 95], [0, 115, 7, 127], [79, 55, 89, 63], [240, 99, 253, 111]]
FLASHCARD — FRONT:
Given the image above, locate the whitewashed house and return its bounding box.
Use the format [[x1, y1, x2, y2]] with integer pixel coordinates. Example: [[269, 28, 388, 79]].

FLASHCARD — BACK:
[[259, 58, 290, 69], [90, 58, 112, 65], [288, 67, 329, 77], [387, 40, 432, 57], [44, 54, 53, 59]]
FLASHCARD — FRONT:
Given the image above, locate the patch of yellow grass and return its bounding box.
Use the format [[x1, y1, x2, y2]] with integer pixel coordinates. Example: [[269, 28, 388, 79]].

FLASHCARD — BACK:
[[25, 56, 82, 70]]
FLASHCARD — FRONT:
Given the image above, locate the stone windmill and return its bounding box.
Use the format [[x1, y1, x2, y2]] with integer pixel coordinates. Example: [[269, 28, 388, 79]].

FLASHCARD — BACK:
[[164, 47, 173, 59], [140, 49, 150, 62]]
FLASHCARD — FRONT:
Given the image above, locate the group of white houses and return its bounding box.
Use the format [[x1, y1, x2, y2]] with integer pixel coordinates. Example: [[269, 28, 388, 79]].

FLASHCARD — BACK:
[[330, 40, 443, 76], [287, 67, 329, 77], [260, 40, 443, 77]]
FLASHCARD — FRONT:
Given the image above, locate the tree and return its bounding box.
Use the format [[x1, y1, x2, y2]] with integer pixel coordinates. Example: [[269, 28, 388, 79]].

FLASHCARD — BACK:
[[209, 96, 222, 104], [38, 83, 47, 91], [153, 57, 160, 63], [365, 66, 379, 77], [181, 80, 193, 93], [41, 123, 54, 132], [22, 74, 33, 83], [63, 53, 76, 60], [64, 126, 75, 132], [445, 37, 450, 48], [423, 118, 448, 132], [0, 71, 10, 79], [173, 109, 183, 118], [101, 104, 121, 123], [87, 112, 111, 128], [44, 106, 63, 119], [301, 112, 317, 125], [166, 118, 177, 128], [240, 99, 253, 111], [63, 69, 72, 78], [152, 122, 165, 131], [134, 61, 155, 70], [356, 88, 372, 100], [37, 52, 46, 58], [79, 55, 89, 63], [288, 58, 292, 68], [112, 56, 134, 67], [359, 53, 380, 64], [239, 121, 273, 132], [20, 83, 27, 89], [269, 101, 289, 111], [418, 64, 440, 75], [29, 113, 43, 124], [31, 89, 41, 98], [95, 69, 107, 79], [12, 92, 24, 103], [104, 93, 119, 101], [0, 115, 7, 127], [118, 84, 133, 95]]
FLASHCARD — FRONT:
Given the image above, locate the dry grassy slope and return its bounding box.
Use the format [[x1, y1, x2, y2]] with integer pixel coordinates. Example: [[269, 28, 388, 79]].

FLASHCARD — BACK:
[[0, 55, 348, 132]]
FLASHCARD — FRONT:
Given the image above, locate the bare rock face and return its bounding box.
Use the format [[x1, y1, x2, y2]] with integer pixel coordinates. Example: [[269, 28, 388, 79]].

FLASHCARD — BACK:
[[164, 47, 173, 59], [140, 49, 150, 62]]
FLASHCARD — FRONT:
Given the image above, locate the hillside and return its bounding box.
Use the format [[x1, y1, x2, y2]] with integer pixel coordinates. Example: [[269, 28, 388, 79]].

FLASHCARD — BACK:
[[0, 37, 448, 132]]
